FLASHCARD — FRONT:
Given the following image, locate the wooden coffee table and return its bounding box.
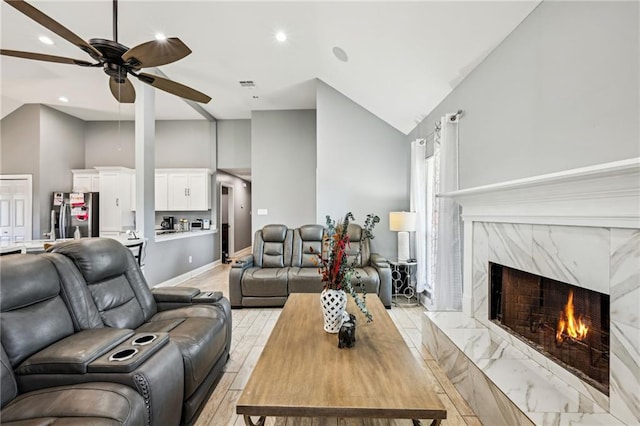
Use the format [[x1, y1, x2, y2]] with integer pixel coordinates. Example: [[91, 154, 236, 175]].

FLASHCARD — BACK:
[[236, 293, 446, 425]]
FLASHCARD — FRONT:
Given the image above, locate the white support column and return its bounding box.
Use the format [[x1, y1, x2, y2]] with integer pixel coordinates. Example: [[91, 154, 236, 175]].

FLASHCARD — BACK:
[[462, 219, 474, 316], [135, 84, 155, 241]]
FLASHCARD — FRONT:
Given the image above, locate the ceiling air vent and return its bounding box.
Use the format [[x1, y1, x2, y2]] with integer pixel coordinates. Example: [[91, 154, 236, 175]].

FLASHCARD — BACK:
[[239, 80, 255, 88]]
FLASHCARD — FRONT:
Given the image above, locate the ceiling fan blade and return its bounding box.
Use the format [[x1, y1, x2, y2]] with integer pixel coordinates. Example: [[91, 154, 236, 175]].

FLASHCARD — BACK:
[[1, 49, 94, 66], [4, 0, 102, 59], [122, 38, 191, 69], [136, 72, 211, 104], [109, 77, 136, 103]]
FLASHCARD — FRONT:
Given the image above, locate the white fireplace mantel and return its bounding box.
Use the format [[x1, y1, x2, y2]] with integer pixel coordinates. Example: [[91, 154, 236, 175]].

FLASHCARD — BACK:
[[439, 158, 640, 229]]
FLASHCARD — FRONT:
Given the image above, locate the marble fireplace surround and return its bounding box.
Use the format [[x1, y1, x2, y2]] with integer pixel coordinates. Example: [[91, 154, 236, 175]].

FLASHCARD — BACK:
[[425, 158, 640, 425]]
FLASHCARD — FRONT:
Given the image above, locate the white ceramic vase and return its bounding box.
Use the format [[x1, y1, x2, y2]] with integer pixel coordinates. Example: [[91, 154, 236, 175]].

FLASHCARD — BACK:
[[320, 289, 347, 333]]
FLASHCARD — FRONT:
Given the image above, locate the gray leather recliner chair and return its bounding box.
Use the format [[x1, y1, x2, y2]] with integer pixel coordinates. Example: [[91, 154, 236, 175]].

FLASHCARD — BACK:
[[1, 344, 146, 426], [288, 224, 325, 293], [0, 253, 183, 426], [342, 223, 392, 307], [229, 224, 293, 308], [48, 238, 232, 426]]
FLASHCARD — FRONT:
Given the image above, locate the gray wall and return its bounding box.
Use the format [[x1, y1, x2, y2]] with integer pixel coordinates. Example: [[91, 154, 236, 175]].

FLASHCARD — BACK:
[[218, 119, 251, 169], [217, 170, 252, 252], [316, 81, 407, 260], [408, 0, 640, 189], [85, 120, 212, 169], [0, 105, 84, 238], [83, 119, 219, 286], [143, 233, 215, 286], [0, 105, 41, 236], [85, 121, 136, 168], [251, 110, 317, 230], [155, 121, 213, 168], [39, 106, 85, 236]]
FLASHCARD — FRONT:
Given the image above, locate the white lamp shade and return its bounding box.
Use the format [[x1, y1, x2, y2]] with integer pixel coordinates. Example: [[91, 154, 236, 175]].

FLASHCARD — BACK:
[[389, 212, 417, 232]]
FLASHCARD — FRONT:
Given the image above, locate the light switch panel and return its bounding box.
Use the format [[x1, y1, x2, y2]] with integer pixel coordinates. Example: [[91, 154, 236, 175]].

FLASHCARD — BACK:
[[257, 209, 268, 216]]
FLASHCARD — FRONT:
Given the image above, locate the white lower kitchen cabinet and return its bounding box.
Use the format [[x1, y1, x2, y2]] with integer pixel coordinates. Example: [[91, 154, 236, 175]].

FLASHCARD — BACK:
[[96, 167, 134, 233]]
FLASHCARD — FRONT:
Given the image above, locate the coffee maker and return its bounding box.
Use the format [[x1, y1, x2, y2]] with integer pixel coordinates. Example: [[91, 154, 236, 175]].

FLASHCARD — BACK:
[[161, 216, 174, 230]]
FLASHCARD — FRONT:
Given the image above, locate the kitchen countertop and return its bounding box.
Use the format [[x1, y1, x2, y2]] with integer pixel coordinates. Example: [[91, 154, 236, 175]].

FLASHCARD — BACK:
[[1, 230, 216, 253], [154, 229, 217, 242], [2, 236, 145, 254]]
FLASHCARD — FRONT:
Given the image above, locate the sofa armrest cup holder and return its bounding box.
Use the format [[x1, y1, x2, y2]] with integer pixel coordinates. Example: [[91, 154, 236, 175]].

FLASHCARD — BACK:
[[109, 348, 139, 362], [88, 332, 170, 373], [132, 334, 157, 346]]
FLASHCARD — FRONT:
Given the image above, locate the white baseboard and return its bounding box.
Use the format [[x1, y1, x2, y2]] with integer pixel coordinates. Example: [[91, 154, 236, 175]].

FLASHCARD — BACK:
[[153, 259, 222, 288]]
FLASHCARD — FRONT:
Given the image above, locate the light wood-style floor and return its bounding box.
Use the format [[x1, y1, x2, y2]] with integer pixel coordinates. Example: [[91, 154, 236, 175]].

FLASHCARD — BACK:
[[180, 250, 482, 426]]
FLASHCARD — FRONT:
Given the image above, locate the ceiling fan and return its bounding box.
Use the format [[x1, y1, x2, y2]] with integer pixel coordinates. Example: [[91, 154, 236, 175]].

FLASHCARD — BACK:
[[0, 0, 211, 104]]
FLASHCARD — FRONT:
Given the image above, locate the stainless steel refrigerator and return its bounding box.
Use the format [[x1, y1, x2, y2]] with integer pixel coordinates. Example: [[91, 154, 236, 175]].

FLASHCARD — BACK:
[[52, 192, 99, 239]]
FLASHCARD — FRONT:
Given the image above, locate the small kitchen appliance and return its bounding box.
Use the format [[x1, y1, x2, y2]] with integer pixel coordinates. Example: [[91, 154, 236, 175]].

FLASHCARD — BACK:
[[161, 216, 174, 230]]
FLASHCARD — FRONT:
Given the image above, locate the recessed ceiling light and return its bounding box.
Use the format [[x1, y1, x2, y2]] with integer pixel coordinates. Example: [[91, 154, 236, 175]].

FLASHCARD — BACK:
[[275, 31, 287, 42], [58, 96, 69, 103], [155, 33, 166, 41], [332, 46, 349, 63], [38, 35, 54, 45]]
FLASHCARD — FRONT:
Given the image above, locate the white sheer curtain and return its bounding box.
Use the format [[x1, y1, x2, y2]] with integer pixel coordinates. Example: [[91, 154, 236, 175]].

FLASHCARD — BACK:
[[410, 139, 426, 293], [429, 114, 463, 311]]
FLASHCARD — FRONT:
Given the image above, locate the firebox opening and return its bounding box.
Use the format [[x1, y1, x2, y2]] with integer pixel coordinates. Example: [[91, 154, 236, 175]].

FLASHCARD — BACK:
[[489, 262, 610, 395]]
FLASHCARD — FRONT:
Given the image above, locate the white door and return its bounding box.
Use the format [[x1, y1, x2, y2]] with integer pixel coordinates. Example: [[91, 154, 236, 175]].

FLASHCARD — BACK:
[[0, 177, 32, 245], [0, 182, 13, 245]]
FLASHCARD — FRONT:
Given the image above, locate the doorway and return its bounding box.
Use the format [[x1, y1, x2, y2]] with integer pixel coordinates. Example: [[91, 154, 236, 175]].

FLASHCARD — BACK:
[[220, 184, 234, 263], [0, 175, 33, 245]]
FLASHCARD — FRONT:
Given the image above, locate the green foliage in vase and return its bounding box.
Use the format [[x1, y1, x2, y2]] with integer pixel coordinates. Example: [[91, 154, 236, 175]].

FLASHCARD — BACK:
[[313, 212, 380, 322]]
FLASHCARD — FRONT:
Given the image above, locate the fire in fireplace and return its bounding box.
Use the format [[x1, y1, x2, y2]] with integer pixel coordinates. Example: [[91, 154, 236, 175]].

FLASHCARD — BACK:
[[489, 263, 610, 395], [556, 290, 589, 343]]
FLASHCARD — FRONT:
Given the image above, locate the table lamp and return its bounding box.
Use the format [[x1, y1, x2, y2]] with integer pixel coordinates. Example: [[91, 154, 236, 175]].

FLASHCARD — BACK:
[[389, 211, 416, 262]]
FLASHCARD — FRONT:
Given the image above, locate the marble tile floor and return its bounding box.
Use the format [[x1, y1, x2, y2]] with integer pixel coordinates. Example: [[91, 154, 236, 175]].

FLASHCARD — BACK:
[[176, 251, 483, 426]]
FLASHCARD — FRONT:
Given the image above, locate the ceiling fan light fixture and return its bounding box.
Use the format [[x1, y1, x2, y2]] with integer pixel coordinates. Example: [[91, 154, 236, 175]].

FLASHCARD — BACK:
[[38, 35, 54, 45], [4, 0, 211, 104]]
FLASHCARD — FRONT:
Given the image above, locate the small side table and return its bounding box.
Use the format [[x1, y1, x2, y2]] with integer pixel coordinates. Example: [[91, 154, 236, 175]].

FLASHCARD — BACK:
[[389, 259, 418, 306]]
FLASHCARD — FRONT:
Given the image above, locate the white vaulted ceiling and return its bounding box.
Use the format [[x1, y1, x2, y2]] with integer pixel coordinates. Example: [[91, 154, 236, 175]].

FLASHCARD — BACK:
[[0, 1, 540, 134]]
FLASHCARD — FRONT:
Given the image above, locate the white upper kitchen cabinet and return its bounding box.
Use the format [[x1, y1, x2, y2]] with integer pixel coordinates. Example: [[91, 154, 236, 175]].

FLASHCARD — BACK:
[[166, 169, 211, 211], [155, 172, 168, 211], [72, 169, 100, 192], [95, 167, 134, 234]]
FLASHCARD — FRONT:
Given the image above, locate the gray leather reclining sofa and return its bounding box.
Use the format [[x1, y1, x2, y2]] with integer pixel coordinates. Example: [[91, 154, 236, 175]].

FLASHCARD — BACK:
[[229, 223, 392, 308], [0, 238, 232, 426]]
